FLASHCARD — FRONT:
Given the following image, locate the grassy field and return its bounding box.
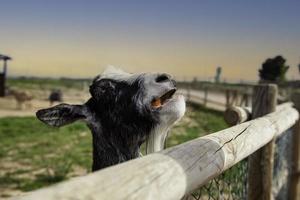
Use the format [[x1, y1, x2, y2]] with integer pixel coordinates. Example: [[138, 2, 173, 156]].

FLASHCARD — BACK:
[[0, 103, 228, 198], [7, 77, 90, 91], [0, 117, 91, 196]]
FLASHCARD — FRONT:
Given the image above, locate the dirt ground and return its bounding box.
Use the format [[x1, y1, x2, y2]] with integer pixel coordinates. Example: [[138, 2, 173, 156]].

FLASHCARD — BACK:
[[0, 87, 230, 118], [0, 89, 90, 118]]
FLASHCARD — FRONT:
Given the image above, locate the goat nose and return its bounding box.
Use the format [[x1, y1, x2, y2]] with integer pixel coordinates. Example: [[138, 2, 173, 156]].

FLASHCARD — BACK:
[[155, 73, 172, 83]]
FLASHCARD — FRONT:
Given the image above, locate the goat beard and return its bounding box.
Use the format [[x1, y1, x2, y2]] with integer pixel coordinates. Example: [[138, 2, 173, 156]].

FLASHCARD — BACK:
[[144, 125, 171, 155]]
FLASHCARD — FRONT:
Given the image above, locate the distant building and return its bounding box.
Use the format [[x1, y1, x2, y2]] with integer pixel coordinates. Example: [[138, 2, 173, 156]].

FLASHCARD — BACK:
[[0, 54, 12, 97], [215, 66, 222, 83]]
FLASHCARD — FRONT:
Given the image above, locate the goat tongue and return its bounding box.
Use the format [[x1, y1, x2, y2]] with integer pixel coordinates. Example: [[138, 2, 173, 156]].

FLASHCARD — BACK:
[[151, 98, 162, 108]]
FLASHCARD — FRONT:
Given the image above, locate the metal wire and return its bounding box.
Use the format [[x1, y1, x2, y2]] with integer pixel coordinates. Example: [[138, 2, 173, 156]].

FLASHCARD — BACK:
[[186, 159, 248, 200], [187, 128, 294, 200]]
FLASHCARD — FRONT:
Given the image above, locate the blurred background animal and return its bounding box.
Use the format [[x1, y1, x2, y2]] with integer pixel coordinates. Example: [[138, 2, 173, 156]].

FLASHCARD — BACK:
[[7, 88, 33, 110], [49, 89, 63, 105]]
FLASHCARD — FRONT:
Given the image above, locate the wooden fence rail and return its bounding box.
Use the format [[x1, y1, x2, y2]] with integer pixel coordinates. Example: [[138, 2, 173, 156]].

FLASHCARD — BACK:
[[179, 87, 251, 111], [14, 104, 299, 200], [180, 84, 288, 111], [224, 102, 293, 126]]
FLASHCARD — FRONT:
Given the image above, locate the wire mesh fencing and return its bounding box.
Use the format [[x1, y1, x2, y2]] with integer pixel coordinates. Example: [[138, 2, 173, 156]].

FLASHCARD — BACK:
[[184, 159, 248, 200], [184, 128, 295, 200]]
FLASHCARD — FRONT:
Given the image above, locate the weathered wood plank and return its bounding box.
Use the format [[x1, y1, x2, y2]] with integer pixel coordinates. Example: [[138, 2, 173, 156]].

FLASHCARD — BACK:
[[14, 106, 298, 200], [224, 106, 252, 126], [247, 84, 277, 200], [224, 102, 293, 126], [290, 92, 300, 200]]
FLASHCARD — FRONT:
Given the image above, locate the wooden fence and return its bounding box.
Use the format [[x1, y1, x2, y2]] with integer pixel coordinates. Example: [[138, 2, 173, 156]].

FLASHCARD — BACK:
[[179, 82, 290, 111], [12, 84, 300, 200], [179, 87, 252, 111]]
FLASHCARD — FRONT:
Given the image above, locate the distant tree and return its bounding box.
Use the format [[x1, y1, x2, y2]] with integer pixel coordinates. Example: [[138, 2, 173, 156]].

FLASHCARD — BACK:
[[259, 55, 289, 82]]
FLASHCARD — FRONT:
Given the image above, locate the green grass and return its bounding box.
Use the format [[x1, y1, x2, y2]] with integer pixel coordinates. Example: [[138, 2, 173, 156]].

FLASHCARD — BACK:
[[166, 103, 228, 147], [7, 77, 91, 90], [0, 117, 92, 194], [0, 103, 228, 197]]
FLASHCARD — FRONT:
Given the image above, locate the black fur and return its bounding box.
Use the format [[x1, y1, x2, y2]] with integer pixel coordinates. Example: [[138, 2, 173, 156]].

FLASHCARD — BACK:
[[86, 77, 159, 170], [36, 73, 176, 171]]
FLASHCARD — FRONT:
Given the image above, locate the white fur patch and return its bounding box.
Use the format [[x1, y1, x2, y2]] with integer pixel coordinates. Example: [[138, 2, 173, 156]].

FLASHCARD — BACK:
[[96, 66, 139, 84], [146, 96, 186, 154]]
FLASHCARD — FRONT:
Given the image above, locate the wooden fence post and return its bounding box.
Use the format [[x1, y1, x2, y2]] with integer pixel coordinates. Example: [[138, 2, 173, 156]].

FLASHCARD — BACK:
[[290, 92, 300, 200], [232, 90, 238, 106], [247, 84, 278, 200], [240, 93, 249, 107], [187, 86, 191, 102], [226, 90, 230, 108], [245, 93, 250, 106], [204, 87, 208, 107]]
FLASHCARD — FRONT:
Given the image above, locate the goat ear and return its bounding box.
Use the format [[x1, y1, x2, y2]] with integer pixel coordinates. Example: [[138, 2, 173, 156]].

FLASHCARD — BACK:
[[36, 103, 87, 127]]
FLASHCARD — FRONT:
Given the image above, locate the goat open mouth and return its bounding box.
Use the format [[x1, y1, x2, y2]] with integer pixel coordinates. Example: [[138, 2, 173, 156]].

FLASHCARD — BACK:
[[151, 89, 176, 109]]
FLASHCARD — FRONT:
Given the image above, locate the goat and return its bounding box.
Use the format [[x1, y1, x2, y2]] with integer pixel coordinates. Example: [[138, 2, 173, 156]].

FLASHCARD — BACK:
[[36, 67, 185, 171], [49, 89, 63, 105], [8, 89, 33, 109]]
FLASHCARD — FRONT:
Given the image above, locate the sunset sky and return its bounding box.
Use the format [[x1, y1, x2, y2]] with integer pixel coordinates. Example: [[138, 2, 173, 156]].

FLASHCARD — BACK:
[[1, 0, 299, 81]]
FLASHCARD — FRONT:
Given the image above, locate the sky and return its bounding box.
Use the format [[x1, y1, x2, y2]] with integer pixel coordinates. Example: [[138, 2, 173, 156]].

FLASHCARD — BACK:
[[0, 0, 299, 81]]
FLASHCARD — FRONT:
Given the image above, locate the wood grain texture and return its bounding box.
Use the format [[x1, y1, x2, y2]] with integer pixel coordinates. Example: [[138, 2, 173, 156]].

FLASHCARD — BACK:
[[224, 106, 252, 126], [247, 84, 277, 200], [290, 92, 300, 200], [224, 102, 293, 126], [14, 106, 299, 200]]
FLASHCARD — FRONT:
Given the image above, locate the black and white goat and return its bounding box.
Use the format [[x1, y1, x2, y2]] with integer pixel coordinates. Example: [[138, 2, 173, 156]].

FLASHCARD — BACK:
[[36, 67, 185, 171]]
